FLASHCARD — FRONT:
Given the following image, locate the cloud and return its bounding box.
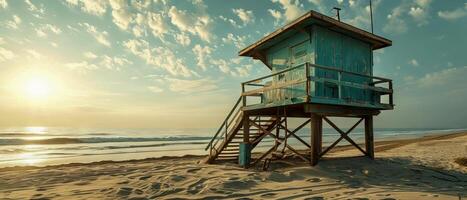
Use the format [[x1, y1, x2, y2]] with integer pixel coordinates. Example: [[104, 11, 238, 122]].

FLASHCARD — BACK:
[[26, 49, 42, 59], [222, 33, 247, 49], [383, 0, 432, 33], [416, 66, 467, 89], [79, 23, 111, 47], [123, 39, 195, 77], [67, 0, 107, 16], [0, 0, 7, 8], [268, 9, 282, 25], [5, 15, 21, 29], [271, 0, 305, 22], [175, 33, 191, 46], [308, 0, 327, 13], [408, 5, 430, 26], [192, 45, 212, 70], [219, 15, 240, 28], [168, 6, 212, 42], [83, 51, 98, 59], [109, 0, 133, 30], [147, 12, 169, 39], [383, 6, 408, 34], [0, 47, 15, 62], [69, 53, 131, 71], [132, 25, 145, 37], [148, 86, 163, 93], [438, 4, 467, 21], [100, 55, 132, 70], [25, 0, 45, 18], [65, 61, 98, 72], [232, 8, 255, 25], [165, 77, 217, 93], [35, 24, 62, 38], [409, 59, 419, 67], [210, 58, 252, 77]]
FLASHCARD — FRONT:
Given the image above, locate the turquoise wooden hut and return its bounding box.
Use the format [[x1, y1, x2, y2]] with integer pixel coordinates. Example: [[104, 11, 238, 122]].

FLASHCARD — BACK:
[[205, 10, 394, 168]]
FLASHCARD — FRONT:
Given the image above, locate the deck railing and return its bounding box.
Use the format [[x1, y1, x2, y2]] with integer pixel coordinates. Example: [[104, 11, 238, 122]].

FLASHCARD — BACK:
[[241, 62, 393, 109]]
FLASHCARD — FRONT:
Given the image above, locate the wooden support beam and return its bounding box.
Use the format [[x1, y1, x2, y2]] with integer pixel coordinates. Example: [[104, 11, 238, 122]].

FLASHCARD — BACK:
[[310, 113, 322, 166], [364, 115, 374, 159], [320, 117, 363, 157], [252, 143, 280, 166], [278, 119, 311, 148], [323, 117, 367, 156], [286, 144, 310, 162], [243, 116, 250, 143]]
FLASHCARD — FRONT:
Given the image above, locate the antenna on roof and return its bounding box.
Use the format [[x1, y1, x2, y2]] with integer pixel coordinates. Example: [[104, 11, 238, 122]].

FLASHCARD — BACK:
[[369, 0, 374, 33], [332, 7, 341, 21]]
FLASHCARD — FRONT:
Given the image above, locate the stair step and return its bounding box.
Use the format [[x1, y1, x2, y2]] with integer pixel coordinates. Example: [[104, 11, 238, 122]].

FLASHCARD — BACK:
[[223, 148, 239, 151], [253, 120, 276, 122], [220, 152, 238, 155], [223, 150, 239, 152], [218, 155, 238, 158]]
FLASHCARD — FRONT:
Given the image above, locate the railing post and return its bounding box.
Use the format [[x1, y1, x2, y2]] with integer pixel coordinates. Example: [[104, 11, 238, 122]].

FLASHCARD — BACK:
[[242, 83, 246, 107], [389, 81, 393, 106], [338, 71, 342, 100], [305, 63, 310, 102], [224, 121, 228, 142]]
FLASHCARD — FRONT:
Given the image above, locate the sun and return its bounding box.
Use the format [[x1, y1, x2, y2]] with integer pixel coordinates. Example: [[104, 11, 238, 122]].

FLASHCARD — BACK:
[[25, 77, 52, 98], [11, 69, 61, 102]]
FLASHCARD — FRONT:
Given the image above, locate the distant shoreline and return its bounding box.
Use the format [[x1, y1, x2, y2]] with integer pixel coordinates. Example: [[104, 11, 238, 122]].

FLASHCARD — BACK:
[[1, 131, 465, 172]]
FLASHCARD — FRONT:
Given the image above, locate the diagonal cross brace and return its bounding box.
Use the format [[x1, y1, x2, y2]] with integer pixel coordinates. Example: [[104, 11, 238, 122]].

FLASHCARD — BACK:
[[278, 119, 311, 148], [321, 117, 366, 157], [250, 119, 311, 165]]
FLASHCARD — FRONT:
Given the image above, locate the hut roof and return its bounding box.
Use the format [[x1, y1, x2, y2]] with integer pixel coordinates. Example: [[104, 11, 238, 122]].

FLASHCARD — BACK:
[[238, 10, 392, 57]]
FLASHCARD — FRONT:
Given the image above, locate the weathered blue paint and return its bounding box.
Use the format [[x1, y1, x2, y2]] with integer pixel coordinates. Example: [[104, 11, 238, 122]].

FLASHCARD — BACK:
[[257, 23, 383, 109], [238, 143, 251, 167]]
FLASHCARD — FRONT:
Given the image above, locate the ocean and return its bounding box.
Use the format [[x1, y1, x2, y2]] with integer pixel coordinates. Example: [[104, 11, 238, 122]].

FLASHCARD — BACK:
[[0, 126, 465, 168]]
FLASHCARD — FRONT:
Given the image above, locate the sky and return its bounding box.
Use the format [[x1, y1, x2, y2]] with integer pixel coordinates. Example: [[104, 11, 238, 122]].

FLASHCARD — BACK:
[[0, 0, 466, 129]]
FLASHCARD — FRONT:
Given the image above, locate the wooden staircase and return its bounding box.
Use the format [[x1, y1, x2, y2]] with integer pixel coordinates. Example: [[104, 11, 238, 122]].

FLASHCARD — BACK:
[[205, 97, 278, 163]]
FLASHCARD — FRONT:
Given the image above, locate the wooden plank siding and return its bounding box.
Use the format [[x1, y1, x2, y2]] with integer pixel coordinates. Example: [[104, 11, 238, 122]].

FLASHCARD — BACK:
[[250, 24, 384, 110]]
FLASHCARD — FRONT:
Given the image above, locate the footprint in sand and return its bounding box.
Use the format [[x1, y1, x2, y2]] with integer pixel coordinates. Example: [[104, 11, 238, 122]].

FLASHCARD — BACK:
[[170, 175, 186, 182], [139, 175, 152, 180], [223, 180, 257, 190], [118, 180, 130, 184], [117, 187, 133, 196], [74, 181, 90, 186], [186, 168, 201, 174], [128, 196, 149, 200], [306, 177, 321, 183], [150, 182, 170, 192], [260, 192, 277, 197], [187, 178, 207, 194], [134, 189, 144, 195], [304, 197, 324, 200]]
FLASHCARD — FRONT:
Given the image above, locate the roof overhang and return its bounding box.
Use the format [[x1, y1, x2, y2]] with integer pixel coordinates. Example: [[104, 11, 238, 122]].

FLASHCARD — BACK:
[[239, 10, 392, 58]]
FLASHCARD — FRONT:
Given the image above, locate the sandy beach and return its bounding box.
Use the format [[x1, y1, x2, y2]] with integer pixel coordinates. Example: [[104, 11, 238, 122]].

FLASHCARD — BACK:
[[0, 132, 466, 200]]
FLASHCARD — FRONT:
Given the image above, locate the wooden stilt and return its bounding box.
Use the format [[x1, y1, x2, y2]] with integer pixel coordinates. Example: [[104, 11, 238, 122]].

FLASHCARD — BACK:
[[239, 114, 251, 168], [243, 115, 250, 143], [364, 115, 374, 159], [317, 116, 322, 155], [310, 113, 322, 166]]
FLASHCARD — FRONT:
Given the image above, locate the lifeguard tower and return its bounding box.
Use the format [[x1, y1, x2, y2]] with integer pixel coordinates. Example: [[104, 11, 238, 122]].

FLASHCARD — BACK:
[[205, 10, 393, 167]]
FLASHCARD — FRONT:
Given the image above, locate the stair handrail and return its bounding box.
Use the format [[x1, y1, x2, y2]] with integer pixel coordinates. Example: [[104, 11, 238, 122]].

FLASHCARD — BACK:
[[205, 96, 243, 151]]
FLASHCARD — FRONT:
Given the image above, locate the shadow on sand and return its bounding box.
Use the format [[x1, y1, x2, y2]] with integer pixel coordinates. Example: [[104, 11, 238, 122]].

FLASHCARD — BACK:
[[267, 156, 467, 198]]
